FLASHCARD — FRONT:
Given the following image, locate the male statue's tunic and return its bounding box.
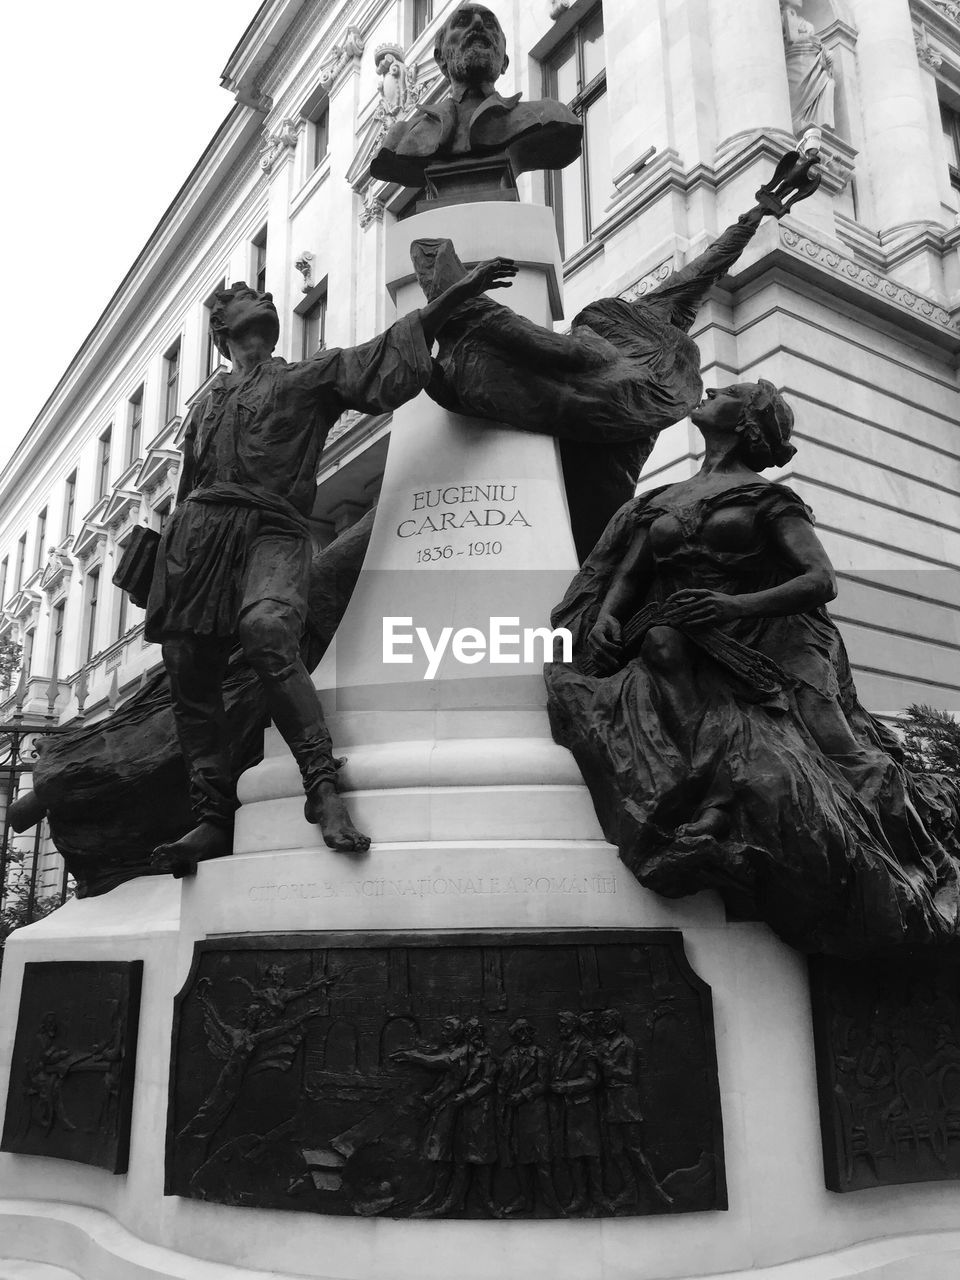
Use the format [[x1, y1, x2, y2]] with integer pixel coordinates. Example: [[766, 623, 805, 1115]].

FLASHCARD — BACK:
[[145, 314, 433, 831]]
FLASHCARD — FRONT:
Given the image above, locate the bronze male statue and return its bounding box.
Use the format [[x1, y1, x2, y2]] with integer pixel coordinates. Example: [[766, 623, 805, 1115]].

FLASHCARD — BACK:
[[370, 3, 582, 189], [146, 262, 515, 876]]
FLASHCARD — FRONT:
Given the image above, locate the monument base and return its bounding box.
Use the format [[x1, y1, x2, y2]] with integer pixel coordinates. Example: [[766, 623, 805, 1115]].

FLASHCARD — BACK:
[[2, 839, 959, 1280]]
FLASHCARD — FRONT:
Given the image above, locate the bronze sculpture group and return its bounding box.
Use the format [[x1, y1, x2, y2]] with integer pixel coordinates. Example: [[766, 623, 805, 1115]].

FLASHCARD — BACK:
[[13, 3, 958, 958]]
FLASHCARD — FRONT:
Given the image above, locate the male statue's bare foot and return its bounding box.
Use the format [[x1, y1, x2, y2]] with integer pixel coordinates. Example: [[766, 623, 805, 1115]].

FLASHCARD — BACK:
[[151, 821, 232, 878], [304, 781, 371, 853]]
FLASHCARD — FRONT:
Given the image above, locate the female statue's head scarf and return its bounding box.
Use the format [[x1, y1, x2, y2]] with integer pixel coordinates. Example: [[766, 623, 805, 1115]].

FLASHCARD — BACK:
[[726, 380, 796, 470]]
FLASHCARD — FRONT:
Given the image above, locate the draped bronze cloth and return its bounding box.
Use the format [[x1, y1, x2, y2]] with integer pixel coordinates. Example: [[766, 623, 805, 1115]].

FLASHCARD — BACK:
[[545, 484, 960, 956]]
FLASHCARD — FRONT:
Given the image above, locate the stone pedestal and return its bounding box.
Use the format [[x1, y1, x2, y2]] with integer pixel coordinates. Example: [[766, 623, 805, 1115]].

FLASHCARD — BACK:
[[2, 869, 960, 1280], [236, 200, 581, 855]]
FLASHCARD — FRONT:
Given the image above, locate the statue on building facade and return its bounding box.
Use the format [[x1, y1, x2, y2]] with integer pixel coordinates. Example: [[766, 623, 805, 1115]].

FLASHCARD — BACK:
[[370, 4, 582, 190], [544, 382, 960, 957], [780, 0, 836, 135]]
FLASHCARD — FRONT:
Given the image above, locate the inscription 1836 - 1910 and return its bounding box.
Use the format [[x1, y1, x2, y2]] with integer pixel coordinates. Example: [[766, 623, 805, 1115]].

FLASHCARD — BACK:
[[166, 930, 725, 1219], [1, 960, 143, 1173]]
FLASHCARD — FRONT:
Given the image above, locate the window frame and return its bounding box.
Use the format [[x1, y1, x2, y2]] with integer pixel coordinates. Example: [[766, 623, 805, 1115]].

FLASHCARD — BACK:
[[204, 280, 227, 378], [163, 341, 181, 425], [542, 4, 608, 259], [51, 600, 65, 679], [411, 0, 433, 41], [63, 472, 77, 539], [15, 533, 26, 592], [96, 426, 113, 502], [84, 568, 100, 664], [299, 284, 328, 361], [128, 386, 144, 465], [252, 226, 268, 294], [942, 101, 960, 194], [34, 508, 47, 572], [311, 101, 330, 171]]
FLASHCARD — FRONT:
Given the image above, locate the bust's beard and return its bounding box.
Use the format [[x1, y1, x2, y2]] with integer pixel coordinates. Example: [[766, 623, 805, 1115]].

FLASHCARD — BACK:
[[446, 44, 501, 86]]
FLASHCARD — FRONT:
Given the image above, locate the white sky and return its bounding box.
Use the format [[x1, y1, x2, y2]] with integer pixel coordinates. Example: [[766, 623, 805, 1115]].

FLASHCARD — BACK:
[[1, 0, 264, 472]]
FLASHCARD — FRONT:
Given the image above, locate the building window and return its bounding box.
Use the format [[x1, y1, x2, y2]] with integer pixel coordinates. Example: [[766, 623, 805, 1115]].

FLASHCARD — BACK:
[[412, 0, 433, 39], [204, 280, 226, 378], [128, 387, 144, 464], [0, 557, 7, 606], [942, 102, 960, 193], [14, 534, 26, 592], [116, 586, 128, 641], [164, 342, 181, 424], [96, 427, 112, 501], [35, 509, 47, 572], [301, 289, 327, 359], [84, 570, 100, 663], [63, 472, 77, 538], [23, 627, 35, 678], [311, 102, 330, 170], [156, 498, 172, 532], [543, 5, 610, 258], [51, 601, 65, 679], [253, 227, 268, 293]]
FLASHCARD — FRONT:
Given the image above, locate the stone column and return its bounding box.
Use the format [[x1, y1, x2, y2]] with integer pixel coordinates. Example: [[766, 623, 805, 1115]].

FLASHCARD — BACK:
[[845, 0, 942, 232], [708, 0, 794, 153]]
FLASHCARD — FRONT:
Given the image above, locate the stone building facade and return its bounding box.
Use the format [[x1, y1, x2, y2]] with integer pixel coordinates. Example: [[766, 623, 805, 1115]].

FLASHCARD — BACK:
[[0, 0, 957, 902]]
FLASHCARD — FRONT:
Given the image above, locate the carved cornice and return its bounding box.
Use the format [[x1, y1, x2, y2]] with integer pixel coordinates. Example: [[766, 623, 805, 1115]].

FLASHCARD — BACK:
[[102, 489, 142, 536], [6, 587, 41, 627], [929, 2, 960, 26], [778, 227, 955, 330], [619, 259, 674, 303]]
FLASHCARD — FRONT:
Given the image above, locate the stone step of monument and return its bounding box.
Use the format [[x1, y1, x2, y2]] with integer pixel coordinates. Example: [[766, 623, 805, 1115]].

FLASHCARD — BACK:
[[272, 701, 553, 751], [235, 774, 606, 854], [252, 734, 584, 793]]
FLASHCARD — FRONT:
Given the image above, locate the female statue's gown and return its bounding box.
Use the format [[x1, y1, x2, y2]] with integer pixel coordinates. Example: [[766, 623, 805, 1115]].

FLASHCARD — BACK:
[[544, 483, 960, 956]]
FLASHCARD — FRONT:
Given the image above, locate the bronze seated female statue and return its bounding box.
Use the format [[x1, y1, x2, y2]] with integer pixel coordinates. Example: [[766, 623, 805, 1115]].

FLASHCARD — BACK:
[[545, 381, 960, 956]]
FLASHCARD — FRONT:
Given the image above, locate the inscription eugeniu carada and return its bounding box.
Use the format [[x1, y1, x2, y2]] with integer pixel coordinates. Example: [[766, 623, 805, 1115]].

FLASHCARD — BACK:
[[396, 483, 531, 540]]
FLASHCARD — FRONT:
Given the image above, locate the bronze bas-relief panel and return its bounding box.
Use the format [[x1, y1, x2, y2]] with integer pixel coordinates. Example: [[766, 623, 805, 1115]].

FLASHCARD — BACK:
[[1, 960, 143, 1173], [166, 930, 725, 1219], [810, 955, 960, 1193]]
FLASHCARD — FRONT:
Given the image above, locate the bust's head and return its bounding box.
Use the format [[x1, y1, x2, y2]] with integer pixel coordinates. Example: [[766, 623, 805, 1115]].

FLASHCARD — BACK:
[[434, 4, 508, 87]]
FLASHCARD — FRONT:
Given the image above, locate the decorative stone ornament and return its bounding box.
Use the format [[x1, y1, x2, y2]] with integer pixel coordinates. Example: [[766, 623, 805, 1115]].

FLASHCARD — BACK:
[[373, 43, 424, 147], [295, 250, 315, 292], [259, 118, 299, 172], [319, 25, 365, 90]]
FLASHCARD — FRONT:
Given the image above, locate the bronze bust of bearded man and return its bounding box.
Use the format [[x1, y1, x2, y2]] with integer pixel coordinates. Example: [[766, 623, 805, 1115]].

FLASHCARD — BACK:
[[370, 4, 583, 189]]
